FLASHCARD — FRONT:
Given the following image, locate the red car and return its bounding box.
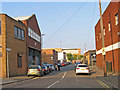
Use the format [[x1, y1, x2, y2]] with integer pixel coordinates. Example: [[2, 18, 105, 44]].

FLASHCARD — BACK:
[[62, 63, 65, 66]]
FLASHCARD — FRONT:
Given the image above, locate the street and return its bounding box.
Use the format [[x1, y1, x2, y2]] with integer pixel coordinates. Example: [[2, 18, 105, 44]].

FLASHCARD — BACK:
[[2, 64, 113, 89]]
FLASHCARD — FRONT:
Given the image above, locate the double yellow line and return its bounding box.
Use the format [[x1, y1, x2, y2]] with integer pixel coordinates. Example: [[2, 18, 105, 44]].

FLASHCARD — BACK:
[[96, 79, 112, 90]]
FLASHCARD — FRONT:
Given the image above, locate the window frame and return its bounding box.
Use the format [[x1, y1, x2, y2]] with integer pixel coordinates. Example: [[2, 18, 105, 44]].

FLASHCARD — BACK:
[[115, 13, 118, 26], [21, 30, 25, 40], [14, 26, 18, 38]]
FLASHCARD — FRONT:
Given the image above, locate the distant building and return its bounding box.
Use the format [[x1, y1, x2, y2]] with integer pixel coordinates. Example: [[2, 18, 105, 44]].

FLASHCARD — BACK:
[[62, 48, 81, 55], [58, 52, 66, 63], [0, 14, 27, 78], [84, 50, 96, 66], [42, 49, 58, 65], [95, 2, 120, 72]]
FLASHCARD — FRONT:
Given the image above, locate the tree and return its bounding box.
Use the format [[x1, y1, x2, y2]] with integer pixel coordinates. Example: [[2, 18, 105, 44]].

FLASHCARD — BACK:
[[77, 55, 84, 60], [73, 54, 78, 60], [67, 53, 73, 61]]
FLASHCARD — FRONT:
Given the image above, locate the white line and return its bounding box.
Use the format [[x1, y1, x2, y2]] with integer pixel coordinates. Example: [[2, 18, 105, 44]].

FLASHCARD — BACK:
[[46, 72, 66, 88], [61, 72, 66, 79], [47, 81, 59, 88]]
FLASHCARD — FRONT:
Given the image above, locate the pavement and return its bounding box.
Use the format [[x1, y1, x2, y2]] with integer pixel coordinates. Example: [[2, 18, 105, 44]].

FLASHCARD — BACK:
[[89, 66, 119, 89], [1, 75, 35, 85]]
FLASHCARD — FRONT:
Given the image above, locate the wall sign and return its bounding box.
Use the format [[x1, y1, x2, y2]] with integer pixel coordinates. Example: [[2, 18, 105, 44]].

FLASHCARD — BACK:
[[28, 27, 40, 42]]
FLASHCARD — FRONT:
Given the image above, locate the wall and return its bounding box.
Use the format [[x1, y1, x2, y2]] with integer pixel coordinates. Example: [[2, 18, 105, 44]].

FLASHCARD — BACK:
[[95, 2, 120, 72], [0, 14, 27, 78]]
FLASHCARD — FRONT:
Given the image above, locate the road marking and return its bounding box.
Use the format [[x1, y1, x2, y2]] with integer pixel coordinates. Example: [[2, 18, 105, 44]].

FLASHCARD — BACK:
[[46, 72, 66, 88], [47, 81, 59, 88], [96, 80, 110, 89], [61, 72, 66, 79]]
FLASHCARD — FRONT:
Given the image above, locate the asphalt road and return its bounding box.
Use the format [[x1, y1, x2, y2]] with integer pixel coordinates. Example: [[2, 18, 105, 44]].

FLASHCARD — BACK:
[[2, 64, 113, 89]]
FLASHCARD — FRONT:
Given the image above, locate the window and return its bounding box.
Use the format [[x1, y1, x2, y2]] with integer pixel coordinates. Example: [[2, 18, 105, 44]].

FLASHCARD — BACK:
[[18, 28, 21, 39], [17, 54, 22, 68], [14, 26, 18, 38], [108, 21, 111, 31], [97, 36, 98, 42], [99, 32, 101, 39], [21, 30, 25, 40], [103, 27, 105, 35], [28, 28, 31, 36], [115, 13, 118, 25], [0, 21, 1, 34]]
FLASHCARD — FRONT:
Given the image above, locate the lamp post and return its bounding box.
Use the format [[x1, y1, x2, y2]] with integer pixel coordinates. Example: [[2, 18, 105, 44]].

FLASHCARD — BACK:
[[41, 34, 45, 65]]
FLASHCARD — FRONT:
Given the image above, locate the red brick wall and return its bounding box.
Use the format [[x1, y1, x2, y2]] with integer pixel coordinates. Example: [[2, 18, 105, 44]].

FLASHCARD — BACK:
[[22, 15, 41, 66], [95, 2, 120, 72], [42, 49, 58, 65]]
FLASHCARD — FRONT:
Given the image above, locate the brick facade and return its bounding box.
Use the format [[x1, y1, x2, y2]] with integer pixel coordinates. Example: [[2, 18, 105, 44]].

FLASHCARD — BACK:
[[0, 14, 27, 78], [42, 49, 58, 65], [95, 2, 120, 73], [14, 14, 42, 67]]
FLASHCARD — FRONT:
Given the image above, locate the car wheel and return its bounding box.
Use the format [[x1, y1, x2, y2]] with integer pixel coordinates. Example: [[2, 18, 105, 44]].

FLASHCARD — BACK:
[[28, 75, 30, 77], [76, 73, 78, 75]]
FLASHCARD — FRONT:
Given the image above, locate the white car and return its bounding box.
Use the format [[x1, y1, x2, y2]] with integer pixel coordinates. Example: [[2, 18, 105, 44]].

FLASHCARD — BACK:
[[75, 64, 90, 75]]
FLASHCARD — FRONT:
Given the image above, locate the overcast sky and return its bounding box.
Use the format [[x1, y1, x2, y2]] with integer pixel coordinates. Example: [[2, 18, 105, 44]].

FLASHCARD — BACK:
[[1, 1, 110, 54]]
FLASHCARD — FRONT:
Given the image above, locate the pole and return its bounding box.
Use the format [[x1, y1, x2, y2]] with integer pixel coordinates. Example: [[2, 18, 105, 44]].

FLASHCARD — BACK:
[[99, 0, 107, 77], [7, 51, 9, 78]]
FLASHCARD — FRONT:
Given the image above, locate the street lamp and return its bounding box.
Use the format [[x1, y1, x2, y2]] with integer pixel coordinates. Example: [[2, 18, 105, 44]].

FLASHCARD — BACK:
[[41, 34, 45, 64]]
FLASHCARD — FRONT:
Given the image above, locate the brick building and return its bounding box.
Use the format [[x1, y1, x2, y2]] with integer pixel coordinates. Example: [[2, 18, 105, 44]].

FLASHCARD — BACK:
[[95, 2, 120, 73], [42, 49, 58, 65], [0, 14, 27, 78], [13, 14, 41, 67], [84, 50, 96, 66]]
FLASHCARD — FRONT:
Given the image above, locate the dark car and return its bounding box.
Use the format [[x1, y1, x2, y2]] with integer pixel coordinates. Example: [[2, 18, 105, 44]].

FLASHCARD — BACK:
[[49, 64, 55, 71], [44, 64, 52, 73], [41, 66, 49, 75]]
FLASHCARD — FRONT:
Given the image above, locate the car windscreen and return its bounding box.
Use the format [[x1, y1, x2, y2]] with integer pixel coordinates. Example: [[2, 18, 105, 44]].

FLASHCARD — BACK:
[[29, 66, 39, 69], [78, 65, 87, 67]]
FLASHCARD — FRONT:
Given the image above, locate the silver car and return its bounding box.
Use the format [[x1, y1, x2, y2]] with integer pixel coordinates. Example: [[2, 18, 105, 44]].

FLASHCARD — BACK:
[[27, 65, 44, 77]]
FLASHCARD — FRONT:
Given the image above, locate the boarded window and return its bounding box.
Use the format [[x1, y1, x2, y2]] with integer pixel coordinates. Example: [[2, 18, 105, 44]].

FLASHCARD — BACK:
[[17, 54, 22, 68]]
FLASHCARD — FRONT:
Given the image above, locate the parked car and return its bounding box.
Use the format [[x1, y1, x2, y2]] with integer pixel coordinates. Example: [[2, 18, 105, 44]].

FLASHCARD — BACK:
[[27, 65, 44, 77], [49, 64, 55, 71], [44, 64, 52, 73], [66, 62, 69, 65], [62, 63, 66, 66], [41, 66, 49, 75], [75, 64, 90, 75]]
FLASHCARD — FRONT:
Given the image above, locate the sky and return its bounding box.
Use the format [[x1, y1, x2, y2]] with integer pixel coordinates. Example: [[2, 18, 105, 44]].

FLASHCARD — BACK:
[[1, 1, 110, 54]]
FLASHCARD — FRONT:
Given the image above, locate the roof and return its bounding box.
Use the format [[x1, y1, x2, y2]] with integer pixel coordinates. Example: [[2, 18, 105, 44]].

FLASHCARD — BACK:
[[13, 14, 34, 21]]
